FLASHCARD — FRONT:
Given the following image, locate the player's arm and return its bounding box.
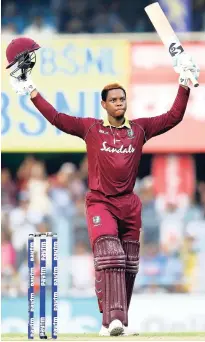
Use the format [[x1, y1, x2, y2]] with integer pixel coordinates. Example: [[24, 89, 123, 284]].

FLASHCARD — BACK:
[[10, 78, 94, 139], [30, 89, 94, 138], [136, 85, 190, 141]]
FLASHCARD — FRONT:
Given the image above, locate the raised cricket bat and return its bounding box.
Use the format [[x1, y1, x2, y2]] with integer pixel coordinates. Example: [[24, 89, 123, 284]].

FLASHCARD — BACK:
[[145, 2, 199, 87]]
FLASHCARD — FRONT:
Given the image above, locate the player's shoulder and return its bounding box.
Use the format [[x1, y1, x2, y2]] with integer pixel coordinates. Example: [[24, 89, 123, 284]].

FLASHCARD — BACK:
[[83, 118, 103, 140], [82, 117, 102, 127], [130, 118, 147, 129], [81, 118, 103, 136]]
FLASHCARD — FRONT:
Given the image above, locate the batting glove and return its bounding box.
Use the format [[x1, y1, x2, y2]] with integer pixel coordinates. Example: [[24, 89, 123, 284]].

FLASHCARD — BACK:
[[178, 69, 192, 87], [173, 53, 198, 72], [10, 76, 36, 96], [173, 53, 200, 87]]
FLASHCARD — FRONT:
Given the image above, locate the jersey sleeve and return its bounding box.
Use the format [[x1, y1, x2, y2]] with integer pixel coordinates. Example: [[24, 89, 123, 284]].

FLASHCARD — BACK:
[[31, 93, 96, 139], [134, 86, 190, 141]]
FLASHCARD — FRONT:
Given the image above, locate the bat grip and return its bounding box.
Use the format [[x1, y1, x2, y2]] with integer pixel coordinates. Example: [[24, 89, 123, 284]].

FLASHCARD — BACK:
[[187, 70, 199, 87]]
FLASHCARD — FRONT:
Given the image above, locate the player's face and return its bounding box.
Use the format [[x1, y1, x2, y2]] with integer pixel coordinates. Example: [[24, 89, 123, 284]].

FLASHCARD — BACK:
[[101, 89, 127, 118]]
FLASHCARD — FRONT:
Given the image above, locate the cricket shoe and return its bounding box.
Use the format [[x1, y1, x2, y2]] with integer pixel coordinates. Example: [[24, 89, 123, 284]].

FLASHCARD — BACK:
[[121, 325, 139, 336], [108, 319, 124, 336], [99, 325, 110, 336]]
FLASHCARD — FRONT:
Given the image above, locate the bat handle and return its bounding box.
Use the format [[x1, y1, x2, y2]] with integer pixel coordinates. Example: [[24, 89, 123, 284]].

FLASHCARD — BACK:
[[187, 70, 199, 87]]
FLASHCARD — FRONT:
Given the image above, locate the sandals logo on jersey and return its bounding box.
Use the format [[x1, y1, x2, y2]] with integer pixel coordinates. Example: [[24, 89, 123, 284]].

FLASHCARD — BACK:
[[100, 141, 135, 153], [93, 216, 101, 226], [127, 129, 134, 138]]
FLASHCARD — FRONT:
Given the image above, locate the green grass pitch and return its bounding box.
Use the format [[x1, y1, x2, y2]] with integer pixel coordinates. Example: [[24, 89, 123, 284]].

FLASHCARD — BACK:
[[1, 333, 205, 341]]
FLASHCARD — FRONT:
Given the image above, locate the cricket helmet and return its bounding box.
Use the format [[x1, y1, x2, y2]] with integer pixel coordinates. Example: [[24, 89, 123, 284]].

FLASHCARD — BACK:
[[6, 37, 40, 80]]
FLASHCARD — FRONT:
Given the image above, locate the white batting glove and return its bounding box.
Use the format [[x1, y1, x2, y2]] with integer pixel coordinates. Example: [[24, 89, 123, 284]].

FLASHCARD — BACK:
[[178, 69, 192, 87], [10, 76, 36, 96], [173, 53, 198, 72], [173, 53, 200, 86]]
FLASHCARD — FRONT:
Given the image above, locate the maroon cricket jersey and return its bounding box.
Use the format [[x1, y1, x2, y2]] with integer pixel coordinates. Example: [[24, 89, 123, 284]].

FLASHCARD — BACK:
[[31, 86, 190, 196]]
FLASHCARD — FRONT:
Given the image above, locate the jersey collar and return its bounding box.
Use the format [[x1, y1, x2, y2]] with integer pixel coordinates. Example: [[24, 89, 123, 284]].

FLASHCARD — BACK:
[[103, 117, 131, 129]]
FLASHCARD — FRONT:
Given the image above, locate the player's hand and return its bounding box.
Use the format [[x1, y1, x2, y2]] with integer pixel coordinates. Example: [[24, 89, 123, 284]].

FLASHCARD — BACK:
[[10, 76, 36, 96], [173, 53, 199, 73], [178, 69, 194, 87], [173, 53, 200, 87]]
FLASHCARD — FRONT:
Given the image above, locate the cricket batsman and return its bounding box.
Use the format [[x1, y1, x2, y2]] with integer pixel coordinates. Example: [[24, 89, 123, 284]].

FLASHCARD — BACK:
[[6, 37, 199, 336]]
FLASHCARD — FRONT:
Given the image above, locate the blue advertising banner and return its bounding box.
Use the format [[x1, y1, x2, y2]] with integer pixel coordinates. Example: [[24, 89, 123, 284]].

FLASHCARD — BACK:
[[2, 295, 205, 334], [2, 296, 101, 334]]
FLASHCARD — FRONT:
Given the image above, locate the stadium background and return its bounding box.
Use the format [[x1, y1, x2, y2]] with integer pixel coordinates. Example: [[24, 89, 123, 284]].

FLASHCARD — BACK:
[[1, 0, 205, 334]]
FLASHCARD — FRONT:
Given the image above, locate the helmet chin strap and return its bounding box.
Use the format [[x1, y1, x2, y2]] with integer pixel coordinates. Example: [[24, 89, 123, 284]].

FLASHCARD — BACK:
[[21, 70, 27, 80]]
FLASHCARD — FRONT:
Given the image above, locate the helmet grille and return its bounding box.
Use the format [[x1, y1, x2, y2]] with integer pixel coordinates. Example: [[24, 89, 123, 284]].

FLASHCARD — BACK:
[[10, 51, 36, 80]]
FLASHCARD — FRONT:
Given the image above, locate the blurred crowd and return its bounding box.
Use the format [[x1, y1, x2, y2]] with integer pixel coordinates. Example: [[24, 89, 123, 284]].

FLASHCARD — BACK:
[[1, 155, 90, 296], [1, 0, 205, 36], [1, 155, 205, 297]]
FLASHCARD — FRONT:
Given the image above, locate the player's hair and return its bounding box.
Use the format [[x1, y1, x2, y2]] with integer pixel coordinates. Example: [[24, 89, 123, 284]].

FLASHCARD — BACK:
[[101, 83, 126, 101]]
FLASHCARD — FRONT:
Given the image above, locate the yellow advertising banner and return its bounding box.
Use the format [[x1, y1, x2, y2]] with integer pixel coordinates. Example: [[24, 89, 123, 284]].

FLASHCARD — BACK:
[[1, 37, 129, 152]]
